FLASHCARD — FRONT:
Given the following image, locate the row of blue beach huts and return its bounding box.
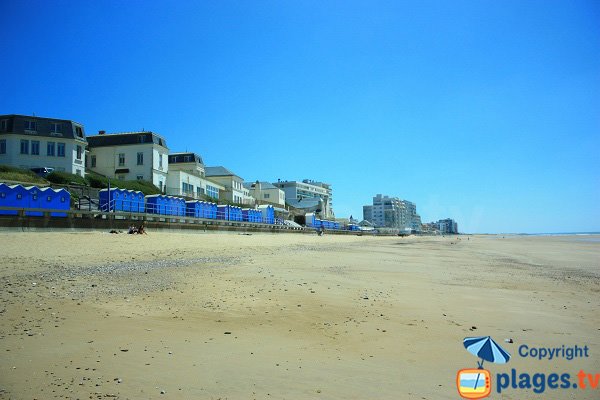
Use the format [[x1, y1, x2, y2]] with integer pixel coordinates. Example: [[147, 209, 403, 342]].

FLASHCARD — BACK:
[[0, 184, 354, 231], [0, 183, 70, 217], [304, 212, 342, 230], [98, 188, 276, 224]]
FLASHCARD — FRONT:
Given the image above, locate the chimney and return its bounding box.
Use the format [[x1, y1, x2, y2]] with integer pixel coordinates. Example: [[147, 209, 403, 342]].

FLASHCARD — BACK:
[[99, 130, 106, 135]]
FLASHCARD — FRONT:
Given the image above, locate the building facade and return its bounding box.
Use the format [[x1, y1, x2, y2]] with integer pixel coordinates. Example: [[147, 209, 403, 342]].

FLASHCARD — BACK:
[[438, 218, 458, 234], [362, 194, 422, 232], [166, 152, 223, 200], [87, 131, 169, 192], [273, 179, 334, 218], [0, 114, 87, 176], [205, 166, 254, 205], [243, 181, 286, 207]]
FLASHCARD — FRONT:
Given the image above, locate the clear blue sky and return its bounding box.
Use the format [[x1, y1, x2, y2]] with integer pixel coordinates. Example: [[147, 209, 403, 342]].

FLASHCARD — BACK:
[[1, 0, 598, 233]]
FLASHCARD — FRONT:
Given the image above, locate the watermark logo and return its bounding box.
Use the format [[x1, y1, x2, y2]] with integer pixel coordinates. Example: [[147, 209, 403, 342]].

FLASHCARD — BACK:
[[457, 337, 598, 396], [456, 336, 511, 399]]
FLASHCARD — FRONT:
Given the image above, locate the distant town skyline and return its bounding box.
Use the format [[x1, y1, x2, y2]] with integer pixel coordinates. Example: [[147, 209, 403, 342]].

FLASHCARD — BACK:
[[1, 1, 598, 233]]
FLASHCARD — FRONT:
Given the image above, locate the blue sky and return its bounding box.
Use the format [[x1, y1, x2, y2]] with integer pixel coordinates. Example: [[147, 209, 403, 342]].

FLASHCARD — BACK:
[[1, 0, 598, 233]]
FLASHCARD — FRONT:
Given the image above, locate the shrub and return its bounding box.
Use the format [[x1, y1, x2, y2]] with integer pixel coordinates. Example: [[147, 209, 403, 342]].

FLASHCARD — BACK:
[[47, 171, 87, 185], [0, 165, 48, 184]]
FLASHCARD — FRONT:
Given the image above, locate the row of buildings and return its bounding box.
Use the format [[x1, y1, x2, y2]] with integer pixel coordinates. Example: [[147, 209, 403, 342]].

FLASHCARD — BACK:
[[362, 194, 459, 234], [0, 114, 335, 218]]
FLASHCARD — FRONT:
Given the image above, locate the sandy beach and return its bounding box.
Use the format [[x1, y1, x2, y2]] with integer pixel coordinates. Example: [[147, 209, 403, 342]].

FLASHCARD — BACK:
[[0, 232, 598, 399]]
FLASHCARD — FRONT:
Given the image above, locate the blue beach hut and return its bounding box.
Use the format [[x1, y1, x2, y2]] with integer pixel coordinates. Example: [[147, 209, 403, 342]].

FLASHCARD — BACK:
[[145, 194, 166, 214], [39, 187, 69, 217], [0, 184, 28, 215], [217, 205, 229, 220], [258, 205, 275, 224], [99, 188, 123, 212]]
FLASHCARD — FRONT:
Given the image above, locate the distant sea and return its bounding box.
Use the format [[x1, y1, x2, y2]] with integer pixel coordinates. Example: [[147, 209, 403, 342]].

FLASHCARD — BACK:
[[513, 232, 600, 236], [501, 232, 600, 243]]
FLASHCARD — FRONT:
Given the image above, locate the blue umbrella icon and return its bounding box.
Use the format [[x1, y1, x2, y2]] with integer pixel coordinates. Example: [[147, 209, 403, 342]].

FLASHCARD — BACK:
[[463, 336, 511, 390]]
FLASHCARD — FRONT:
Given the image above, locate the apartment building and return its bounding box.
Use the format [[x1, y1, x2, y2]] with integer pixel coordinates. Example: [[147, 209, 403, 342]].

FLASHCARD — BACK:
[[273, 179, 334, 218]]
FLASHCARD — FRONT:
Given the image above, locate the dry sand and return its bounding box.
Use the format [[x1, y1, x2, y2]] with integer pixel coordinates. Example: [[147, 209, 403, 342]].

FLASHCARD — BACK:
[[0, 231, 598, 399]]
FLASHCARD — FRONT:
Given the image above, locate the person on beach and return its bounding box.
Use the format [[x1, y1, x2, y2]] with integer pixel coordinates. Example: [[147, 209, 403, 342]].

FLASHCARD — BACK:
[[318, 225, 325, 236], [128, 225, 137, 234], [138, 224, 147, 235]]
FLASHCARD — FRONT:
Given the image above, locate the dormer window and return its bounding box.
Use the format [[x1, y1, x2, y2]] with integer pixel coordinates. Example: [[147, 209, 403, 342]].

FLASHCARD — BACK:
[[75, 126, 83, 137], [50, 123, 62, 136], [25, 120, 36, 131]]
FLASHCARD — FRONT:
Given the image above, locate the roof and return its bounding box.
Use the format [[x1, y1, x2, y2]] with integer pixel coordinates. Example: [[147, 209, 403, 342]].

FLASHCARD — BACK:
[[0, 114, 86, 141], [87, 131, 167, 148], [168, 152, 203, 165], [243, 181, 279, 190], [205, 166, 238, 177]]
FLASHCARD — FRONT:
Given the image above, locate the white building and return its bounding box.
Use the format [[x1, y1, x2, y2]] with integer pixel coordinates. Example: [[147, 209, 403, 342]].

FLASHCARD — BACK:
[[363, 194, 422, 232], [205, 166, 254, 205], [273, 179, 334, 218], [243, 181, 286, 207], [438, 218, 458, 234], [87, 131, 168, 192], [165, 152, 224, 200], [0, 114, 87, 176]]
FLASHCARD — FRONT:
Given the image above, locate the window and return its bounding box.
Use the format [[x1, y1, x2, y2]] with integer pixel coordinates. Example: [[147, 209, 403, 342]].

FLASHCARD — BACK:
[[0, 139, 6, 154], [206, 185, 219, 199], [136, 175, 144, 180], [76, 145, 82, 160], [91, 155, 96, 167], [159, 154, 163, 169], [24, 121, 36, 131], [118, 153, 125, 166], [47, 142, 55, 156], [50, 123, 61, 134], [57, 143, 65, 157], [20, 139, 29, 154], [31, 140, 40, 155], [182, 183, 194, 194], [0, 119, 7, 131], [197, 187, 204, 197], [138, 135, 147, 143], [263, 193, 270, 199], [75, 126, 83, 137], [137, 152, 143, 165]]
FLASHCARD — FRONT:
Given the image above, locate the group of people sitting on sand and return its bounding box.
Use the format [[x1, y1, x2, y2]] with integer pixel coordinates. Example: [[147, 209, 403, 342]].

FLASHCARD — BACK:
[[128, 224, 147, 235]]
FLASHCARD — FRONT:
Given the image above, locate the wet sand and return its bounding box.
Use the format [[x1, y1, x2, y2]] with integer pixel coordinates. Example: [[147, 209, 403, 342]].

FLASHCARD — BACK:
[[0, 232, 598, 399]]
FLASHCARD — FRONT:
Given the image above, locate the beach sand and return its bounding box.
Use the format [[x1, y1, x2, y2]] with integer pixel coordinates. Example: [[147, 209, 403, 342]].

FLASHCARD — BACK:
[[0, 232, 598, 399]]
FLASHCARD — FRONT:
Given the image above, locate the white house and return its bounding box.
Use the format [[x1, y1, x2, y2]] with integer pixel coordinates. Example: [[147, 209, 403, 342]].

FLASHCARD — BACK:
[[87, 131, 168, 192], [205, 166, 254, 205], [166, 152, 224, 200], [0, 114, 87, 176], [243, 181, 286, 207]]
